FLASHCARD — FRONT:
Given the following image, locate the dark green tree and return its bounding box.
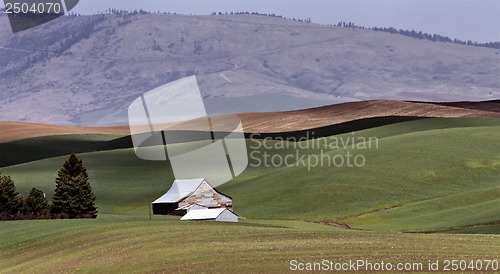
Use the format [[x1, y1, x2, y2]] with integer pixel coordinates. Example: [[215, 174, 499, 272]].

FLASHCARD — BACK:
[[26, 188, 50, 218], [51, 154, 98, 218], [0, 173, 20, 220], [14, 194, 27, 219]]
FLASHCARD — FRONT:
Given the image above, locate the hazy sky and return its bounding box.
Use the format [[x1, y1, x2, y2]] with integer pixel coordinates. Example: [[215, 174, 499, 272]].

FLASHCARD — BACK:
[[71, 0, 500, 43]]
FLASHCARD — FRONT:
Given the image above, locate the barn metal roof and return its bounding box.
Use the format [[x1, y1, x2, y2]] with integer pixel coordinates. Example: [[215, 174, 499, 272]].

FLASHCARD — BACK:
[[152, 178, 205, 204], [180, 208, 227, 220]]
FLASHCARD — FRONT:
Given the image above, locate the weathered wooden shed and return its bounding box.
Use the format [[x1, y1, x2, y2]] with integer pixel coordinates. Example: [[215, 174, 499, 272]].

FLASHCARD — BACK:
[[180, 208, 238, 222], [151, 178, 232, 216]]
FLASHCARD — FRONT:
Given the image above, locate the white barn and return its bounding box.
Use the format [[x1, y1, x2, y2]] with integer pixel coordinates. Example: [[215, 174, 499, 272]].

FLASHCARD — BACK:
[[180, 208, 238, 222], [151, 178, 233, 216]]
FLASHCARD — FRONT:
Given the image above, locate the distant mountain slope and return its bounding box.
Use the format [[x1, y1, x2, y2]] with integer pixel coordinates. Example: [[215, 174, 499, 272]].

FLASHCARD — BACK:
[[0, 13, 499, 125]]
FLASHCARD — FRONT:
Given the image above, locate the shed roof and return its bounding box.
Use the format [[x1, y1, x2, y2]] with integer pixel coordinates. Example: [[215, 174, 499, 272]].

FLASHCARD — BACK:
[[152, 178, 205, 204], [180, 208, 228, 220]]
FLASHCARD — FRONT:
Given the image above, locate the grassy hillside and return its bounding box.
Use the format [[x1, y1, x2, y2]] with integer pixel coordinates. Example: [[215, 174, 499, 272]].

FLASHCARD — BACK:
[[0, 217, 498, 273], [0, 134, 128, 167], [0, 147, 172, 213], [223, 123, 500, 231], [1, 118, 498, 232]]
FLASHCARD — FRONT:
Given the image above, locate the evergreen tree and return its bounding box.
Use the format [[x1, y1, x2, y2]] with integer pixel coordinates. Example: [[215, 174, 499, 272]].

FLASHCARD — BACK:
[[26, 188, 50, 217], [14, 194, 27, 219], [0, 173, 19, 219], [52, 154, 98, 218]]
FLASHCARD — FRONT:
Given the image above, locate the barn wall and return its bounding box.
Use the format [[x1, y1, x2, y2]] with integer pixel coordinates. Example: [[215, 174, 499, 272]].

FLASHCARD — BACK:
[[152, 203, 180, 215], [178, 181, 232, 209]]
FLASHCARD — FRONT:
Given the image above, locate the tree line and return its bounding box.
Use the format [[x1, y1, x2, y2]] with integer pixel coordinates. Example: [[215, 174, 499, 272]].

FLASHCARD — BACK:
[[336, 21, 499, 50], [0, 154, 97, 221], [210, 11, 312, 23], [210, 13, 498, 50]]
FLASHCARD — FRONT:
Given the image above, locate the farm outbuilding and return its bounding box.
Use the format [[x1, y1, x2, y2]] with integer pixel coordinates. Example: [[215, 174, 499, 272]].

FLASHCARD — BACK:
[[180, 208, 238, 222], [151, 178, 233, 216]]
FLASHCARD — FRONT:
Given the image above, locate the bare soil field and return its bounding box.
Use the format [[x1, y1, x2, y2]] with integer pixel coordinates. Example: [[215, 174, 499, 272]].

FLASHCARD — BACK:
[[0, 122, 129, 143], [237, 100, 500, 133], [1, 100, 498, 143]]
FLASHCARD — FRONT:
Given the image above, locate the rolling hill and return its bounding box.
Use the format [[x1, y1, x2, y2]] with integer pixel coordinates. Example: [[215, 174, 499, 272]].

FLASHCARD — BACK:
[[237, 100, 500, 133], [1, 100, 499, 144], [0, 116, 498, 272], [0, 122, 129, 143], [0, 13, 499, 125], [1, 117, 498, 233], [221, 118, 500, 231]]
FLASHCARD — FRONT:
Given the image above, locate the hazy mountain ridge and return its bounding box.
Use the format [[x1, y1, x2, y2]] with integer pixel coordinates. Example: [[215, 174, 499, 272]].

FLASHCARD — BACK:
[[0, 13, 499, 125]]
